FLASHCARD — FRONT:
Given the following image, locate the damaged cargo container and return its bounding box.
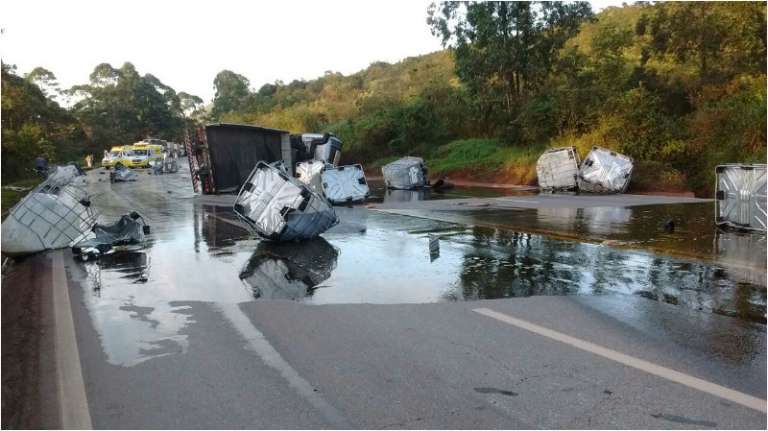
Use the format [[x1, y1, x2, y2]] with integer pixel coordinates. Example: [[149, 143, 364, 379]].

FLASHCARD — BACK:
[[233, 161, 338, 241], [321, 164, 370, 204], [536, 147, 580, 191], [295, 160, 327, 195], [292, 133, 342, 166], [1, 165, 98, 255], [577, 147, 633, 193], [382, 157, 429, 190], [185, 123, 294, 194], [715, 164, 766, 232]]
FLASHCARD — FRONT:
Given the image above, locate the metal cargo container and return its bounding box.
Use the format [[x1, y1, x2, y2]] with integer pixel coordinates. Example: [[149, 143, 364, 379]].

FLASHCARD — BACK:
[[715, 164, 766, 232], [321, 164, 370, 204], [297, 133, 343, 165], [295, 160, 327, 195], [536, 146, 580, 191], [381, 157, 429, 190], [186, 123, 292, 194], [577, 147, 633, 193], [233, 162, 338, 241]]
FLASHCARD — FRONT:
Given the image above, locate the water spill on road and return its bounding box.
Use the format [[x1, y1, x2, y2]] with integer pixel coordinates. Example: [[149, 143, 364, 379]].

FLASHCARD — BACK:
[[72, 164, 766, 367]]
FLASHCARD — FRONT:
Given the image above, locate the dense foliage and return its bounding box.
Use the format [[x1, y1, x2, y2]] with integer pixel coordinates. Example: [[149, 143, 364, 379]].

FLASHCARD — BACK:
[[212, 2, 766, 195], [1, 62, 202, 182], [2, 2, 765, 195]]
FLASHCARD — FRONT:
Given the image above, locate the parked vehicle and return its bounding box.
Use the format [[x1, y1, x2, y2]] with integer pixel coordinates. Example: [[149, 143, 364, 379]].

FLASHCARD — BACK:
[[101, 146, 124, 169]]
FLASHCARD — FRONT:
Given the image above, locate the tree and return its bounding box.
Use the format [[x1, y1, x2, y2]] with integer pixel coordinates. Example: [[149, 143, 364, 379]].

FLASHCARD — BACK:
[[427, 1, 593, 131], [211, 70, 250, 119]]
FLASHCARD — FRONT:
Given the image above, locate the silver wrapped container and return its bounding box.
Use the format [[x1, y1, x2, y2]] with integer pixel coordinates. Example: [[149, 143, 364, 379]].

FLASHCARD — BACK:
[[715, 164, 766, 232], [536, 146, 580, 191], [295, 160, 328, 195], [577, 147, 633, 193], [233, 162, 338, 241], [381, 157, 428, 190], [321, 164, 370, 204]]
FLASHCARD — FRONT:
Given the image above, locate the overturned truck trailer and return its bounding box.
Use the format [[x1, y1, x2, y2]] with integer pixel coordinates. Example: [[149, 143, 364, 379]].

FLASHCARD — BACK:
[[186, 123, 294, 194], [715, 164, 767, 232], [233, 162, 338, 241]]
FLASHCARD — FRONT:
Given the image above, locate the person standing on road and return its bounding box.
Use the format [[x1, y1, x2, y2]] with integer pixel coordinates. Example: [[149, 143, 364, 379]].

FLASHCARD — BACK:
[[34, 154, 48, 177]]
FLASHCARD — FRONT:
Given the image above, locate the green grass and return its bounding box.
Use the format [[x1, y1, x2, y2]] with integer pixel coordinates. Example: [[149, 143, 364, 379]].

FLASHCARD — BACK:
[[428, 139, 543, 176]]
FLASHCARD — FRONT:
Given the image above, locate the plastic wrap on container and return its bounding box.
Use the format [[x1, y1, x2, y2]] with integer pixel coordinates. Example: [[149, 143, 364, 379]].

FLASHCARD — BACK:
[[536, 147, 580, 191], [72, 212, 150, 259], [381, 157, 428, 190], [715, 164, 767, 232], [239, 238, 338, 300], [321, 164, 369, 204], [233, 162, 338, 241], [577, 147, 633, 193], [1, 167, 97, 255], [295, 160, 327, 195]]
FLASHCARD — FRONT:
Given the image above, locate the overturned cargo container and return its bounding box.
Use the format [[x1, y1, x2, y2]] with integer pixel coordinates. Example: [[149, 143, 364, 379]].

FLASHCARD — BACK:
[[1, 165, 98, 255], [715, 164, 766, 232], [382, 157, 429, 190], [233, 162, 338, 241], [295, 160, 327, 195], [322, 164, 370, 204], [577, 147, 633, 193], [536, 147, 580, 191], [186, 123, 293, 194]]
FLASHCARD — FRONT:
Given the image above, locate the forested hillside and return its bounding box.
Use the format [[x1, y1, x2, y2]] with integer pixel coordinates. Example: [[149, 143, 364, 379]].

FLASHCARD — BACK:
[[212, 2, 766, 195], [2, 2, 765, 196]]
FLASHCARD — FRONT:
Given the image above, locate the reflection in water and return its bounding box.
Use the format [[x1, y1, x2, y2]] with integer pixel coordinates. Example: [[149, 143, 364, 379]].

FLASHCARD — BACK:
[[451, 226, 766, 323], [240, 238, 339, 300], [78, 165, 766, 369]]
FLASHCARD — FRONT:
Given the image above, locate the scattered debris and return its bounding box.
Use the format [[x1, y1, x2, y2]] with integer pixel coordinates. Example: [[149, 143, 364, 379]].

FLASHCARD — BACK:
[[110, 165, 138, 182], [72, 212, 150, 260], [321, 164, 370, 204], [715, 164, 766, 232], [233, 161, 338, 241], [1, 165, 98, 255], [663, 219, 676, 233], [2, 186, 32, 192], [295, 133, 343, 165], [536, 146, 580, 191], [577, 146, 633, 193], [432, 177, 454, 191], [382, 157, 429, 190], [239, 238, 338, 300]]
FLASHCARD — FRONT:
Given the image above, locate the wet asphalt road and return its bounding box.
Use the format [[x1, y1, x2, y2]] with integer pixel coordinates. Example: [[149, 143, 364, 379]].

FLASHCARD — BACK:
[[45, 162, 767, 428]]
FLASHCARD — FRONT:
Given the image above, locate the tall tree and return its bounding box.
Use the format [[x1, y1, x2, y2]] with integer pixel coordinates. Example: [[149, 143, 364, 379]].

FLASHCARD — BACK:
[[427, 1, 593, 122], [211, 70, 250, 119]]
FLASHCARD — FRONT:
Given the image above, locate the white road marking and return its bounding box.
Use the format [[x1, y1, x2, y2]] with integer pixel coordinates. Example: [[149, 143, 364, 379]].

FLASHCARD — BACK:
[[216, 303, 349, 428], [473, 307, 767, 414], [51, 251, 93, 429]]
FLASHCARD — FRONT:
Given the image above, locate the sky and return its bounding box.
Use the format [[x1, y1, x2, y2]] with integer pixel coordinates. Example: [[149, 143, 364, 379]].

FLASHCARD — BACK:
[[1, 0, 626, 104]]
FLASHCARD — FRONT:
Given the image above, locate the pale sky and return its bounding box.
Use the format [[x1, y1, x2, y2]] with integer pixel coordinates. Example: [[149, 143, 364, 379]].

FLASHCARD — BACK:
[[1, 0, 626, 104]]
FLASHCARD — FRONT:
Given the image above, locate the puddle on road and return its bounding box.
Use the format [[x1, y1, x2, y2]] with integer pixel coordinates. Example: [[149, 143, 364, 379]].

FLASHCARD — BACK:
[[72, 165, 766, 367], [366, 179, 533, 203]]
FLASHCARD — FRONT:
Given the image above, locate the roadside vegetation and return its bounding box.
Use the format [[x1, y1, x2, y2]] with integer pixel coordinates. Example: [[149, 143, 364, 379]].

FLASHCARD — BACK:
[[2, 2, 765, 197]]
